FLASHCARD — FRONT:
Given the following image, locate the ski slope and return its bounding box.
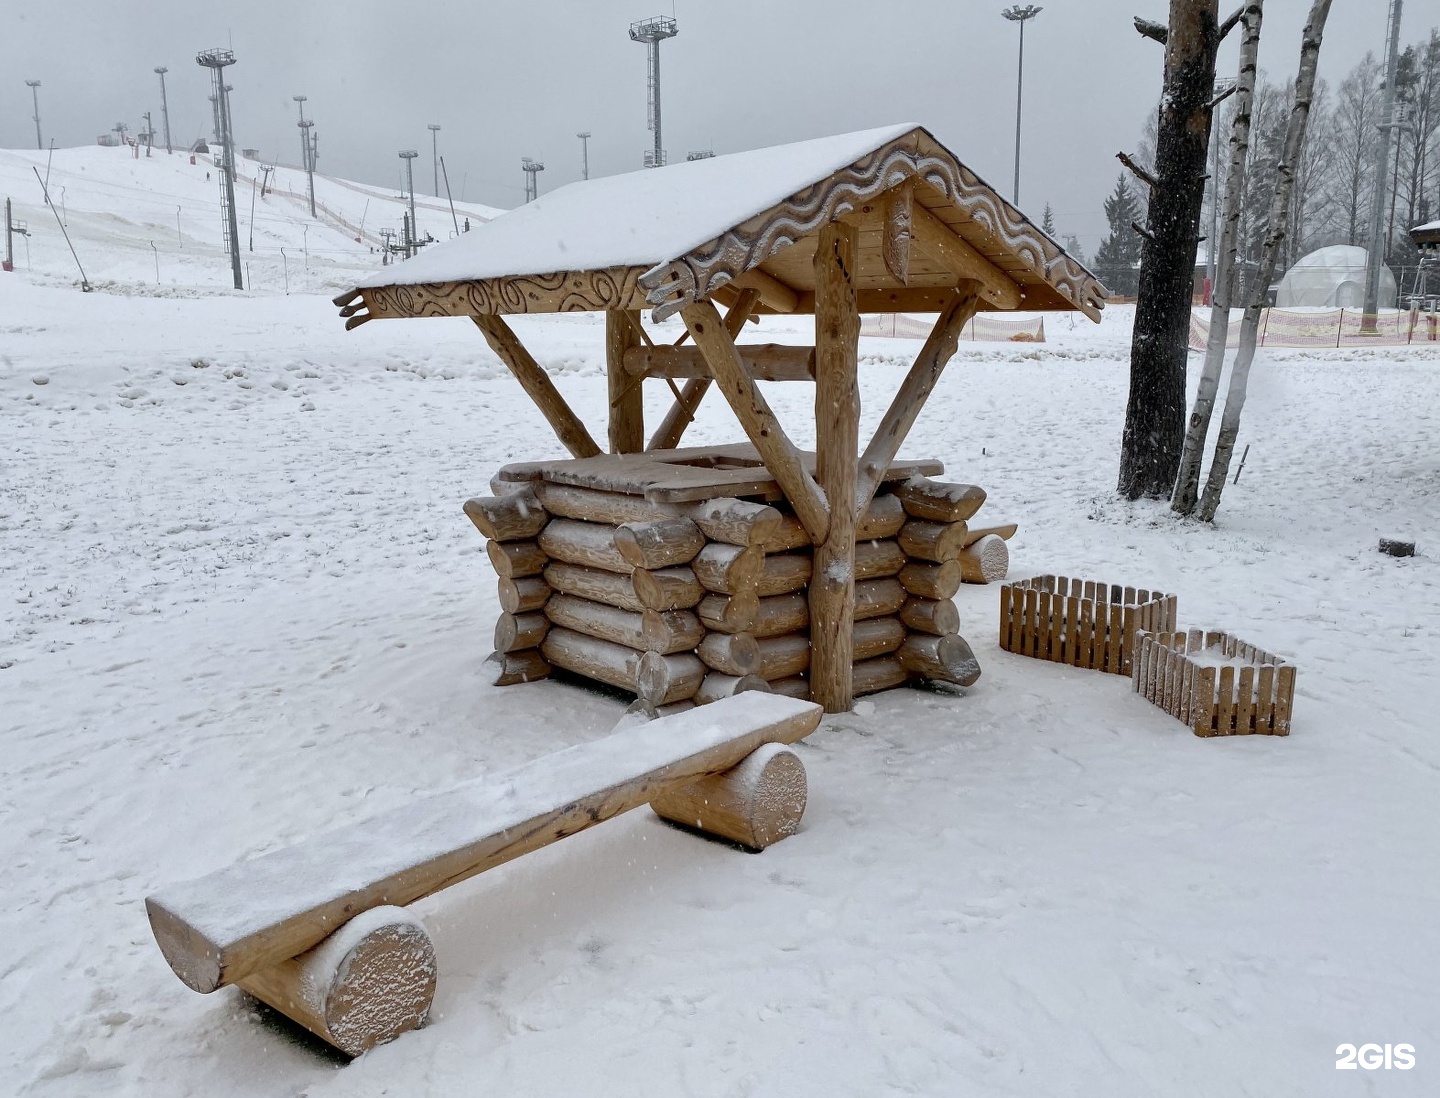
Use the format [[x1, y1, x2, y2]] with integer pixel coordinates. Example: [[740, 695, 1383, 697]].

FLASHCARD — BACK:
[[0, 143, 502, 296]]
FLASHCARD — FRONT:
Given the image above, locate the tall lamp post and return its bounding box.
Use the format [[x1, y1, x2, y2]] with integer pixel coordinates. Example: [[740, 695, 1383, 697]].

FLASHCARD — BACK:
[[399, 150, 419, 257], [25, 80, 42, 150], [154, 67, 172, 153], [577, 131, 592, 180], [1001, 5, 1042, 206], [428, 124, 441, 196]]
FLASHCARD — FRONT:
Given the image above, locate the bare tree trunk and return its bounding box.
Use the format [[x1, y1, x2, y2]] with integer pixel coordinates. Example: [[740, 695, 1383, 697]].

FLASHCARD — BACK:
[[1173, 2, 1264, 516], [1199, 0, 1334, 522], [1118, 0, 1222, 500]]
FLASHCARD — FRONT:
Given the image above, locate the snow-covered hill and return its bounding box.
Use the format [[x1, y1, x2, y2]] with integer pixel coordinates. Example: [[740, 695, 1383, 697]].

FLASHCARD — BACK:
[[0, 143, 503, 295]]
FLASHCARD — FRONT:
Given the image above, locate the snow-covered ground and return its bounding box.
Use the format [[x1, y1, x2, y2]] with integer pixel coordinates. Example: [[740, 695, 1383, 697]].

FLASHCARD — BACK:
[[3, 151, 1439, 1096]]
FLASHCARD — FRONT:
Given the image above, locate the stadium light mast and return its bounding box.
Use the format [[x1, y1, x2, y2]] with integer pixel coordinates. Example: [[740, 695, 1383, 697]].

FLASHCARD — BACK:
[[1001, 5, 1042, 206], [1361, 0, 1403, 333], [629, 16, 677, 168], [428, 124, 441, 196], [293, 95, 316, 218], [521, 157, 545, 202], [25, 80, 42, 150], [196, 48, 243, 290], [577, 131, 591, 180], [154, 67, 172, 153], [399, 149, 419, 257]]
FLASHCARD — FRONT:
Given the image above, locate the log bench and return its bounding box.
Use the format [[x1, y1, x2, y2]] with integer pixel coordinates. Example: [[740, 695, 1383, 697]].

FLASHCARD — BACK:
[[146, 693, 822, 1057]]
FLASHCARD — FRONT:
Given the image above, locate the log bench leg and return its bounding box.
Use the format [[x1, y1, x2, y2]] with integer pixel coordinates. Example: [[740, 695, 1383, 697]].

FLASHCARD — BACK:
[[649, 742, 806, 850], [236, 906, 436, 1058]]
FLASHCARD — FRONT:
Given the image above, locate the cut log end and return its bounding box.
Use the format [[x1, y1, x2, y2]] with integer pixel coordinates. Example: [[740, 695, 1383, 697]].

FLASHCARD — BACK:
[[898, 634, 981, 688], [237, 907, 437, 1058], [485, 649, 552, 687], [958, 533, 1010, 584], [649, 742, 807, 850]]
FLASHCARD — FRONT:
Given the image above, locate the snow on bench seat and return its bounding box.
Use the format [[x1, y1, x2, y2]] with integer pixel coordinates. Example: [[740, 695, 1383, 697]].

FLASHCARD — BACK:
[[146, 692, 822, 995]]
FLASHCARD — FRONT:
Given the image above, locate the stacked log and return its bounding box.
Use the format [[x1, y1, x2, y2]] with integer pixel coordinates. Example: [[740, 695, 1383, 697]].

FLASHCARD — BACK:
[[469, 476, 991, 706]]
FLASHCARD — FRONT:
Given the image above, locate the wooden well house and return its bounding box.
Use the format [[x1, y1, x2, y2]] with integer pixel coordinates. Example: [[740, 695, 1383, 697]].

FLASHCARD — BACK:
[[335, 124, 1106, 713]]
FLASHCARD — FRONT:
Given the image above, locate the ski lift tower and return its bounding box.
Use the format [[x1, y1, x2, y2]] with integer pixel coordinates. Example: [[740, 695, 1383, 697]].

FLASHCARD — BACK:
[[197, 49, 243, 290], [629, 16, 677, 169], [521, 157, 545, 203]]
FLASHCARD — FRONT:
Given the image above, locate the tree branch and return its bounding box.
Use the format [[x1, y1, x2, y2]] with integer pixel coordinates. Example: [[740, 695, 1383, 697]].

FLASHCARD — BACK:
[[1116, 151, 1159, 189], [1209, 83, 1238, 111], [1219, 5, 1246, 40], [1133, 16, 1167, 45], [1131, 221, 1156, 243]]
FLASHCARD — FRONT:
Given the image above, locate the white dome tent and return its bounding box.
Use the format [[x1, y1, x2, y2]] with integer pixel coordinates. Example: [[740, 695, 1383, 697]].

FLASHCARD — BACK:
[[1275, 245, 1395, 308]]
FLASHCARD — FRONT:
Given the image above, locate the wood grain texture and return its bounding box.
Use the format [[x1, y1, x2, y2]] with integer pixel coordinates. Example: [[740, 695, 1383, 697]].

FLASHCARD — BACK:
[[606, 309, 644, 453], [649, 742, 807, 850]]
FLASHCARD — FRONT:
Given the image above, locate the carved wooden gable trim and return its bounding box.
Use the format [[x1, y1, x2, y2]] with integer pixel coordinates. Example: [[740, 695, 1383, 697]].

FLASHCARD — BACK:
[[638, 130, 1106, 322]]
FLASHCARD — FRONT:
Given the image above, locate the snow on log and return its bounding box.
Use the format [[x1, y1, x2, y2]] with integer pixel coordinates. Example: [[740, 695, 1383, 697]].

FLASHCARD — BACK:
[[687, 498, 784, 547], [895, 477, 987, 522], [899, 597, 961, 636], [486, 539, 548, 579], [544, 593, 703, 654], [649, 742, 807, 850], [236, 907, 436, 1058], [630, 565, 705, 611], [498, 575, 552, 614], [538, 518, 632, 574], [899, 559, 963, 600], [145, 694, 823, 994], [463, 488, 548, 542], [962, 523, 1017, 548], [897, 633, 981, 687], [614, 517, 705, 570], [957, 533, 1009, 584], [545, 561, 646, 613], [485, 649, 552, 687], [536, 482, 676, 526]]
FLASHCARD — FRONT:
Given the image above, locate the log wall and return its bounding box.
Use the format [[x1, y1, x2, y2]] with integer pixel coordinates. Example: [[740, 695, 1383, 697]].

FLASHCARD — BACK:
[[467, 475, 997, 706]]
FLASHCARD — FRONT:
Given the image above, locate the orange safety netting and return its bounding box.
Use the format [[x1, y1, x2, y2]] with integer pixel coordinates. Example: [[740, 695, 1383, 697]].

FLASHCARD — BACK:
[[1188, 308, 1440, 350]]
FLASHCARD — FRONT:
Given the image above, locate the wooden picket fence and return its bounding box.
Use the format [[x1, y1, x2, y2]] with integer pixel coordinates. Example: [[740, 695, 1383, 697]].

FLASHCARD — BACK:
[[1133, 630, 1295, 737], [998, 576, 1177, 675]]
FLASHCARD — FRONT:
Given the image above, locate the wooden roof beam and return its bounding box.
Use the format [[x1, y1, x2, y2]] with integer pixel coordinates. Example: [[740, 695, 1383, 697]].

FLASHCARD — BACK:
[[728, 267, 801, 314], [472, 315, 602, 460], [681, 299, 829, 543], [855, 283, 981, 517], [909, 201, 1023, 310]]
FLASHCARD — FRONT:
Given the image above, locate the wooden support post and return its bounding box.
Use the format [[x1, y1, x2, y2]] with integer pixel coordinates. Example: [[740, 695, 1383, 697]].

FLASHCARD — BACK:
[[809, 220, 860, 713], [648, 289, 758, 451], [606, 309, 644, 453], [682, 299, 830, 543], [854, 286, 981, 516], [472, 315, 601, 459]]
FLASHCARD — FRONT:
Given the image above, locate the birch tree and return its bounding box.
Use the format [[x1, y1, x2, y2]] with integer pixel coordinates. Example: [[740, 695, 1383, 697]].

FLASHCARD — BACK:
[[1172, 1, 1263, 517], [1198, 0, 1334, 522]]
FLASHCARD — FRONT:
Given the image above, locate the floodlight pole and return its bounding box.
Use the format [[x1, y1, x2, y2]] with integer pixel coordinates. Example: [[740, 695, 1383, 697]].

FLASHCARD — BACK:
[[154, 67, 172, 153], [577, 131, 591, 180], [293, 95, 316, 218], [629, 17, 678, 168], [25, 80, 42, 150], [400, 150, 419, 256], [428, 124, 441, 196], [521, 157, 545, 203], [197, 48, 243, 290], [1001, 5, 1042, 206], [1361, 0, 1403, 332]]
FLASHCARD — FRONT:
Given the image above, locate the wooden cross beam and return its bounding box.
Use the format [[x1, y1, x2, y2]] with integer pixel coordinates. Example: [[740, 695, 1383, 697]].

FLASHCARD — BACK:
[[472, 314, 602, 460], [623, 344, 816, 382], [854, 283, 981, 518], [681, 298, 830, 545], [648, 288, 759, 451]]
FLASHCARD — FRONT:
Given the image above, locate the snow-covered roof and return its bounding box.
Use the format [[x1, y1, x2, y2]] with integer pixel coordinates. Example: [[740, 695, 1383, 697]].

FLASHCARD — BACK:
[[358, 124, 917, 288], [342, 123, 1106, 323]]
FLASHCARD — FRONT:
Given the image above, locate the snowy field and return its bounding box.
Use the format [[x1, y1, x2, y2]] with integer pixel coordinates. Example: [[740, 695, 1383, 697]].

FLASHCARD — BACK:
[[4, 152, 1440, 1097]]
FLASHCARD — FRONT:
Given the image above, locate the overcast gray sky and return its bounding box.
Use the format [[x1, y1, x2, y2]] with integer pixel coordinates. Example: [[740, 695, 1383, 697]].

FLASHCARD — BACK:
[[1, 1, 1417, 257]]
